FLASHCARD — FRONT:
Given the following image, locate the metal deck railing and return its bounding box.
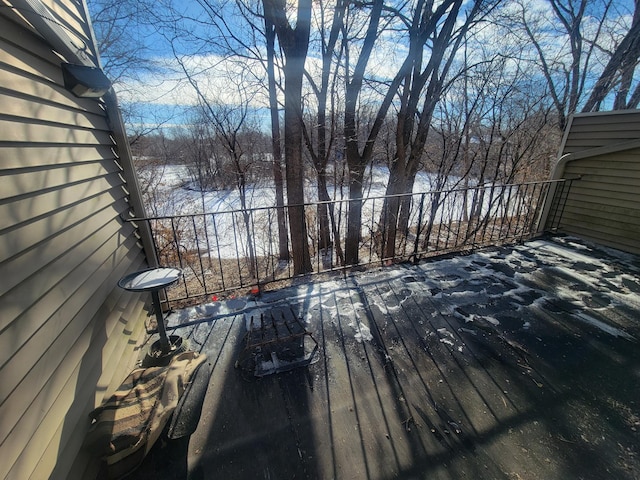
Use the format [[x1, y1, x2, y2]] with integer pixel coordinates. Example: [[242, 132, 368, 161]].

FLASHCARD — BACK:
[[129, 178, 575, 303]]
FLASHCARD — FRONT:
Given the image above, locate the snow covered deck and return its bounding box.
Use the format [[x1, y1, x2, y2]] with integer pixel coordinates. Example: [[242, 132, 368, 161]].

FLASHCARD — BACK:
[[132, 236, 640, 480]]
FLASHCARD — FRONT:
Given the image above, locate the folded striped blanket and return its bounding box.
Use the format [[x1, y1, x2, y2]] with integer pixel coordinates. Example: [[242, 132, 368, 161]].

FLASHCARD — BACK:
[[85, 351, 207, 479]]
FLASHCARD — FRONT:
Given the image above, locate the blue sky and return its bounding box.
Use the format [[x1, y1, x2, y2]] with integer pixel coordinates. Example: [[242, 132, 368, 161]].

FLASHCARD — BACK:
[[89, 0, 638, 134]]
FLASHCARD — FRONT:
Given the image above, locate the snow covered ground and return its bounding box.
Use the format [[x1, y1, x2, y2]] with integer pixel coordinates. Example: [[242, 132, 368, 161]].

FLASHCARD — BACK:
[[139, 163, 535, 265], [142, 163, 455, 216]]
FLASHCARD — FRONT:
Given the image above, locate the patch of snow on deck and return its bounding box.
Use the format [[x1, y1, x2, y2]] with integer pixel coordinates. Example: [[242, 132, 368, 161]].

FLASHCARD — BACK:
[[350, 321, 373, 343], [169, 237, 639, 347]]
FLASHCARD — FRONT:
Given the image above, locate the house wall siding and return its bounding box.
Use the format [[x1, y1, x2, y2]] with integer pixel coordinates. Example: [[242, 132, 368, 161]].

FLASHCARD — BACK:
[[0, 4, 150, 480], [548, 111, 640, 255], [561, 110, 640, 154]]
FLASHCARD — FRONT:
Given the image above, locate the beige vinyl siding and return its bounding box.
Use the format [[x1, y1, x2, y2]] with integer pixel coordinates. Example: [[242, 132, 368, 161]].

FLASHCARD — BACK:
[[0, 3, 150, 480], [559, 150, 640, 253], [548, 127, 640, 255], [561, 110, 640, 154], [44, 0, 88, 36]]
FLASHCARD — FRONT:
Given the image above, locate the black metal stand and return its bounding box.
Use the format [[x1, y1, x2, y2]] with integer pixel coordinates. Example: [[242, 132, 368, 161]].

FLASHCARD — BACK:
[[151, 289, 171, 352], [118, 267, 183, 355]]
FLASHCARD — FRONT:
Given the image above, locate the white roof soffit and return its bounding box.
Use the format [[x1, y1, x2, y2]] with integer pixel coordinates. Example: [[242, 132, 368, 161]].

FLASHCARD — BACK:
[[9, 0, 97, 67]]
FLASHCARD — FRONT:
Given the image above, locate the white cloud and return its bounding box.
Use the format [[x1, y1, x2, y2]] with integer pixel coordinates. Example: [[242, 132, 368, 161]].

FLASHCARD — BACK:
[[115, 53, 271, 109], [114, 19, 411, 112]]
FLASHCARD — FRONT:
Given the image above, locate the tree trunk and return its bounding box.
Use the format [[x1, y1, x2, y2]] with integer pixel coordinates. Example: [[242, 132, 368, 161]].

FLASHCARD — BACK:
[[263, 0, 313, 275], [345, 166, 365, 265], [378, 0, 469, 261], [317, 171, 332, 250], [283, 53, 312, 274], [312, 1, 345, 254], [265, 17, 289, 261], [343, 0, 385, 265], [380, 159, 407, 260], [582, 1, 640, 112]]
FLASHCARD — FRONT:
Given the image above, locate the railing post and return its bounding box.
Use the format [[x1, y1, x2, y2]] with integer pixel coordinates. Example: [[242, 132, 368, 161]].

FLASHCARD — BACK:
[[536, 178, 575, 235]]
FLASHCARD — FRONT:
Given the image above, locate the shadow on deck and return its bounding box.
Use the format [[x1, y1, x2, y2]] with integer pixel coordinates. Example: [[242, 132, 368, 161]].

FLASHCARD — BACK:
[[131, 236, 640, 480]]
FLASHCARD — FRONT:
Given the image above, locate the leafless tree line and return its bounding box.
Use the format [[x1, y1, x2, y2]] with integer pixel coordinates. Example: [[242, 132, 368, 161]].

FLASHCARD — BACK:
[[90, 0, 640, 274]]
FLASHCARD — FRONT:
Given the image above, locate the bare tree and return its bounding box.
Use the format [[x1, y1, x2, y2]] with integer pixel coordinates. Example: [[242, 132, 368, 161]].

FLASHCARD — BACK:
[[205, 100, 260, 277], [263, 0, 313, 274], [88, 0, 155, 84], [505, 0, 640, 130], [342, 0, 386, 265], [88, 0, 182, 142], [170, 39, 264, 275], [148, 0, 297, 265], [302, 0, 347, 262], [583, 0, 640, 111], [131, 133, 184, 217], [378, 0, 489, 260], [264, 14, 290, 262]]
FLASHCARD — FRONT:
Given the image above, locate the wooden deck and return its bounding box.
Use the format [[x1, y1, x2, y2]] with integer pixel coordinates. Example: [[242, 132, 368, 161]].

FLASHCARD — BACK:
[[131, 236, 640, 480]]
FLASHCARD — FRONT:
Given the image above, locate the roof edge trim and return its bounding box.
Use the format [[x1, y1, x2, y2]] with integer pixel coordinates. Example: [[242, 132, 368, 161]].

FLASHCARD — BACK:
[[10, 0, 97, 67]]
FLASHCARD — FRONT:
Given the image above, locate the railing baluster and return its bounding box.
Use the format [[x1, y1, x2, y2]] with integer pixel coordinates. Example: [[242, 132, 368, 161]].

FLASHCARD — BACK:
[[212, 212, 226, 292], [434, 193, 444, 251], [315, 204, 321, 273], [267, 208, 275, 282], [192, 214, 207, 295], [369, 197, 376, 264], [170, 217, 188, 298], [230, 211, 243, 287], [499, 185, 512, 240], [527, 183, 544, 234], [443, 193, 454, 250], [413, 192, 425, 261], [470, 185, 484, 247], [512, 184, 524, 240], [285, 207, 292, 279], [519, 183, 533, 241], [148, 218, 160, 265], [249, 208, 259, 288], [453, 189, 465, 249], [553, 179, 573, 229], [402, 194, 412, 258], [487, 183, 499, 242]]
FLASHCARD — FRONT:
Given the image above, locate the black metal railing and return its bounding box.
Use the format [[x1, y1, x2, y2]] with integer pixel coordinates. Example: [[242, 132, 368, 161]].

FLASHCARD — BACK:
[[130, 178, 574, 303]]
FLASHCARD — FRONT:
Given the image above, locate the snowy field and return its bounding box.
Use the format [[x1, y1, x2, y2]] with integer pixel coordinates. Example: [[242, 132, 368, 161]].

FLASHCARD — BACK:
[[141, 163, 452, 217], [138, 163, 540, 262]]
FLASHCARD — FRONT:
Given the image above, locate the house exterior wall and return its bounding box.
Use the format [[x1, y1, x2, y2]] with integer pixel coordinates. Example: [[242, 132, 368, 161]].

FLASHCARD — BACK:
[[0, 2, 152, 479], [546, 111, 640, 255], [560, 109, 640, 154]]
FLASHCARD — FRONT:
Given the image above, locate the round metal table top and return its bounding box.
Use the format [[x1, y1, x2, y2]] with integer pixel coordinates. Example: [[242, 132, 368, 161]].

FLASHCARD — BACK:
[[118, 267, 182, 292]]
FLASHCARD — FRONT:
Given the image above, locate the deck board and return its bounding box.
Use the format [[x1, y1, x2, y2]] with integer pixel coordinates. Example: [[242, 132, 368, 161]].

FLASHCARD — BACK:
[[128, 236, 640, 480]]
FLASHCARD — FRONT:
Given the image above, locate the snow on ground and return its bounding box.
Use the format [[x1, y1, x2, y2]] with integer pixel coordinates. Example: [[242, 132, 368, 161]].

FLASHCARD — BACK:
[[141, 163, 519, 260], [146, 164, 454, 216]]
